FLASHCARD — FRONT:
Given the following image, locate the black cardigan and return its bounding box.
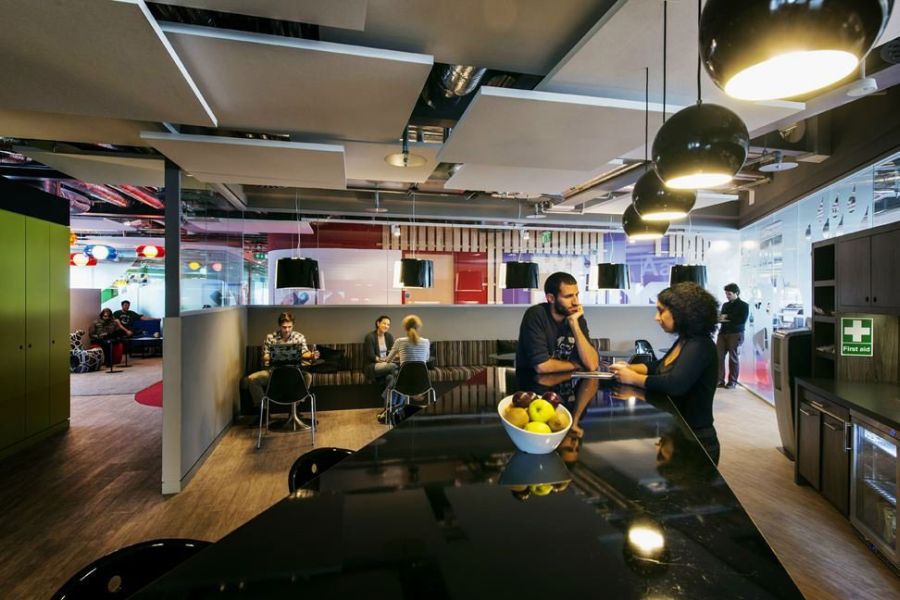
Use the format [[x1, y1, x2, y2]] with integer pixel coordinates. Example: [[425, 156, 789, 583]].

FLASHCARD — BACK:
[[645, 336, 718, 430], [363, 331, 394, 365]]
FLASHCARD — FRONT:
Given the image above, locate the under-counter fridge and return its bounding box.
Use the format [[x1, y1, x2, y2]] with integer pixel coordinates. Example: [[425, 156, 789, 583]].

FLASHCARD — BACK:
[[850, 411, 898, 568]]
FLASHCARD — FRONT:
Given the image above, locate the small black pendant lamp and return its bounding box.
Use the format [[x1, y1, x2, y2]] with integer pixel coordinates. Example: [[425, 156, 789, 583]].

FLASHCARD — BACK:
[[700, 0, 891, 101], [400, 257, 434, 288], [652, 0, 749, 190], [596, 263, 631, 290], [623, 204, 669, 241], [505, 261, 540, 289], [632, 170, 696, 221], [276, 256, 320, 289], [669, 264, 708, 288]]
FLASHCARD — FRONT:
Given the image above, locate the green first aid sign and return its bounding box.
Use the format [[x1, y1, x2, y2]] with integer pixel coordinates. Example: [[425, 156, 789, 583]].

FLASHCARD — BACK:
[[841, 318, 874, 357]]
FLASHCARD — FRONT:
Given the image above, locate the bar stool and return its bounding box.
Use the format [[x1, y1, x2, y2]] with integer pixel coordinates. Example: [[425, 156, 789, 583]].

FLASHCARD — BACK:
[[288, 447, 354, 494], [51, 538, 210, 599], [386, 361, 436, 425]]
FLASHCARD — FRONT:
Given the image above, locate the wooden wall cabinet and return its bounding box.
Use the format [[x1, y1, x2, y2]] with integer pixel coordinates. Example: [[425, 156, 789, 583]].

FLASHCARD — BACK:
[[837, 227, 900, 314], [0, 209, 69, 454]]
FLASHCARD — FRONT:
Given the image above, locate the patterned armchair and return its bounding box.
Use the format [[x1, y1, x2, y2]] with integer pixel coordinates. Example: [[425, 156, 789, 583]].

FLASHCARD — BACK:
[[70, 330, 105, 373]]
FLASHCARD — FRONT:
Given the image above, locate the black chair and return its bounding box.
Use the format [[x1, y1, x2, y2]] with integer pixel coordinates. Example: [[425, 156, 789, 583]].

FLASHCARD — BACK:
[[51, 538, 210, 599], [628, 339, 657, 365], [386, 361, 436, 425], [257, 365, 317, 449], [288, 447, 354, 494]]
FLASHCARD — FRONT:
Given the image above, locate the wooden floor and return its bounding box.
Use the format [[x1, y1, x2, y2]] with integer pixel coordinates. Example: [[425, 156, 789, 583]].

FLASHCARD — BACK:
[[0, 382, 897, 598]]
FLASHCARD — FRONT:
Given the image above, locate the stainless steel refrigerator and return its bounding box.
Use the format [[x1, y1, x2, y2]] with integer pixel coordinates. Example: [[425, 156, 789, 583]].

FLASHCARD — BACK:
[[850, 411, 898, 568]]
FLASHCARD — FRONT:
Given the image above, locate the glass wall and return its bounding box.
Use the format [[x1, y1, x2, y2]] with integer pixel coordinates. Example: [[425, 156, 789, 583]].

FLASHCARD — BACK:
[[738, 149, 900, 401]]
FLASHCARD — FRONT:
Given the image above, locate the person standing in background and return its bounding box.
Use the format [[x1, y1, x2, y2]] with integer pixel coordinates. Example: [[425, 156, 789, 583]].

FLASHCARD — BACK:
[[717, 283, 749, 389]]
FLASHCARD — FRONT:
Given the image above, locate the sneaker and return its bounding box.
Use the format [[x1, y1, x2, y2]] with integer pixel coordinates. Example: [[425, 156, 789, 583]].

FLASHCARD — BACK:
[[724, 382, 737, 389], [716, 382, 726, 388], [376, 409, 387, 424]]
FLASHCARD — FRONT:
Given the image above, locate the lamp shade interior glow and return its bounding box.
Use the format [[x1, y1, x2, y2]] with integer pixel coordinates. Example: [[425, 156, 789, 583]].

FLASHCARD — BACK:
[[664, 172, 733, 190], [622, 204, 669, 241], [724, 50, 859, 101]]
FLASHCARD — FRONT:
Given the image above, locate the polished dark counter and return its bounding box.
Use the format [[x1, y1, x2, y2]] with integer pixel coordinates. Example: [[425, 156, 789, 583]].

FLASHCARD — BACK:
[[797, 377, 900, 430], [139, 368, 800, 599]]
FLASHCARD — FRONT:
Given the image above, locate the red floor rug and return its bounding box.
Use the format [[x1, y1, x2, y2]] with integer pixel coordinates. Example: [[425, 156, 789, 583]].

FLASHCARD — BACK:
[[135, 381, 163, 407]]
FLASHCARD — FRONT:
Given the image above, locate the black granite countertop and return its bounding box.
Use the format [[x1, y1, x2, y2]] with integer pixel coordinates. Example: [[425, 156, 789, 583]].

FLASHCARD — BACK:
[[138, 368, 800, 599], [797, 377, 900, 431]]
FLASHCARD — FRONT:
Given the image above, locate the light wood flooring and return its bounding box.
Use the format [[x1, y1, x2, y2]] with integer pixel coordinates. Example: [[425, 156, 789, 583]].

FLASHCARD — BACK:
[[0, 381, 897, 598]]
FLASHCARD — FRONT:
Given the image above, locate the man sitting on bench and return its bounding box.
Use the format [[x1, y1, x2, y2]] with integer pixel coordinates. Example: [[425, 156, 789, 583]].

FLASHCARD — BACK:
[[247, 312, 318, 408]]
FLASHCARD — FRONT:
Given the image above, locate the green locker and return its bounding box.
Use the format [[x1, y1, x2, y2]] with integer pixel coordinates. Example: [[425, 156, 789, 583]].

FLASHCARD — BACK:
[[0, 211, 27, 449], [49, 224, 70, 425], [25, 217, 50, 436]]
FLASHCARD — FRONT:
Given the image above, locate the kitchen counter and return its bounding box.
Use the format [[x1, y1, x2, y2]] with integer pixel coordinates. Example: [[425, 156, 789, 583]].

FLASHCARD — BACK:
[[137, 368, 800, 598], [797, 378, 900, 430]]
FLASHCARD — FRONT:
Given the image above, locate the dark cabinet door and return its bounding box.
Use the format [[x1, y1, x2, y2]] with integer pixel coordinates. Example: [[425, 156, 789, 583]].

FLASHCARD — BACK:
[[870, 229, 900, 312], [821, 414, 850, 516], [837, 237, 871, 311], [798, 402, 821, 490]]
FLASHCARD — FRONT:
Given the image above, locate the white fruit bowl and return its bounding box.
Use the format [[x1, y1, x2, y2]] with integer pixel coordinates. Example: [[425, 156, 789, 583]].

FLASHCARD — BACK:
[[497, 396, 572, 455]]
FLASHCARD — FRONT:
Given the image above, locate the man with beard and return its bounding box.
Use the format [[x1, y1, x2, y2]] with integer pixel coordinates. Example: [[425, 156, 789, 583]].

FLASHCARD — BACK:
[[516, 271, 599, 374]]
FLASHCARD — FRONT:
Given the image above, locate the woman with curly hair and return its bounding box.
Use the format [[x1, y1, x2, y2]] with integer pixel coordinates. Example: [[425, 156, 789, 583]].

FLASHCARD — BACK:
[[609, 282, 720, 463]]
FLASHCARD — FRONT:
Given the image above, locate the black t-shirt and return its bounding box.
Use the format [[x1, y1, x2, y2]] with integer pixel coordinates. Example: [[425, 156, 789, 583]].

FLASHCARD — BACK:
[[645, 336, 718, 430], [516, 303, 591, 370], [113, 309, 142, 327], [720, 298, 749, 334]]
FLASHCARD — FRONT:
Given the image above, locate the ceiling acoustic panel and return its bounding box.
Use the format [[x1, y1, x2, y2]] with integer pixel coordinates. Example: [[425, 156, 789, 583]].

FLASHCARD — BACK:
[[438, 87, 667, 171], [0, 108, 162, 147], [153, 0, 368, 30], [537, 0, 803, 135], [19, 150, 166, 187], [344, 142, 439, 183], [0, 0, 215, 126], [319, 0, 611, 75], [141, 132, 347, 189], [162, 23, 433, 142], [445, 163, 611, 196]]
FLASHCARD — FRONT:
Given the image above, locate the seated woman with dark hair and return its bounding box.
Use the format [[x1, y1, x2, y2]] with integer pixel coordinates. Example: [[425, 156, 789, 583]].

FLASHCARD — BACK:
[[609, 282, 721, 464]]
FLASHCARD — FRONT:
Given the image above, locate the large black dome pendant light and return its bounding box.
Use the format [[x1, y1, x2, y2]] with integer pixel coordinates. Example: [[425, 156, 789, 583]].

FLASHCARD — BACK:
[[634, 3, 697, 222], [623, 204, 669, 240], [652, 0, 749, 190], [700, 0, 892, 102], [276, 191, 321, 289]]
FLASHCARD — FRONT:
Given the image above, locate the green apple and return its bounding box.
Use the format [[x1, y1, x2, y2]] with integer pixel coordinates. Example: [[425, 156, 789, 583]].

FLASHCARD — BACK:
[[527, 399, 555, 423], [505, 406, 530, 429], [530, 484, 553, 496], [524, 421, 552, 434]]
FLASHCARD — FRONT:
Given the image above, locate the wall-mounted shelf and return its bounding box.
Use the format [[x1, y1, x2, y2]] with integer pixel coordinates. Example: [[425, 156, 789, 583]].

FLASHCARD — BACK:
[[814, 280, 836, 287]]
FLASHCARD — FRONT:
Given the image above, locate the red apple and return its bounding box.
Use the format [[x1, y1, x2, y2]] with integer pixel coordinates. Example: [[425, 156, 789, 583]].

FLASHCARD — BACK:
[[512, 390, 537, 408], [541, 391, 562, 408]]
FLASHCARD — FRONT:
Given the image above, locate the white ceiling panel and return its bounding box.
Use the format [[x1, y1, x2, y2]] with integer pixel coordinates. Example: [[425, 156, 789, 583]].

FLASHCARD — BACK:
[[20, 150, 165, 186], [438, 87, 669, 171], [344, 142, 439, 183], [0, 0, 215, 126], [153, 0, 368, 30], [141, 131, 346, 189], [445, 163, 612, 195], [70, 217, 137, 233], [187, 218, 314, 234], [162, 23, 432, 142], [877, 6, 900, 46], [0, 108, 162, 147], [320, 0, 611, 75], [538, 0, 804, 135]]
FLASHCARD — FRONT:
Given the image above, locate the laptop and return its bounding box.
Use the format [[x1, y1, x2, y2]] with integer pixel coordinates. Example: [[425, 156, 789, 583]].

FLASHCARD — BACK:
[[269, 342, 304, 366]]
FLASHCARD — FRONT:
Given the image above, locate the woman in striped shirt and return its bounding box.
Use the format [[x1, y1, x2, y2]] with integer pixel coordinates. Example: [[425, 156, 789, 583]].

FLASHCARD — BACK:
[[379, 315, 430, 422]]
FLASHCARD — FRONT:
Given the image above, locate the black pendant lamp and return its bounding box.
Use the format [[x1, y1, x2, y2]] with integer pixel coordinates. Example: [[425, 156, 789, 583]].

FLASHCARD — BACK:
[[700, 0, 891, 101], [596, 263, 631, 290], [669, 264, 708, 288], [653, 0, 749, 190], [399, 257, 434, 288], [505, 261, 539, 289], [632, 170, 696, 221], [276, 256, 320, 289], [623, 204, 669, 241]]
